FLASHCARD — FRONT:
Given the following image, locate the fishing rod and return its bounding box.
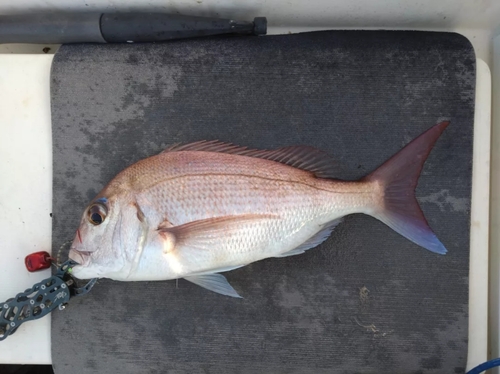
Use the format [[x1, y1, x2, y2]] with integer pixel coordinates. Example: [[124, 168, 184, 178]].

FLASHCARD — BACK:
[[0, 13, 267, 44]]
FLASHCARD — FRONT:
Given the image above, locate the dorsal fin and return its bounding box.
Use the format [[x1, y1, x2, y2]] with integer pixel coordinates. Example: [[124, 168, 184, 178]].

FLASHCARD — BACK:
[[163, 140, 248, 154], [162, 140, 339, 178]]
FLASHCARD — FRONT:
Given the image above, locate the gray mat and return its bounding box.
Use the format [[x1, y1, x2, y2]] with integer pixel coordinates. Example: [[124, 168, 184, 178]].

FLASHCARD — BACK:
[[51, 31, 475, 374]]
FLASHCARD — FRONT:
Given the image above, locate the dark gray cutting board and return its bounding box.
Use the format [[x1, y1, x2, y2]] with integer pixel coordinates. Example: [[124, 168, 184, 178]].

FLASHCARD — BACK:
[[50, 31, 474, 374]]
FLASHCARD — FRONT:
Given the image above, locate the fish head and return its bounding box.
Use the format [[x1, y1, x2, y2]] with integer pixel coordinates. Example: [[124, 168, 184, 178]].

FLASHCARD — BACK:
[[69, 195, 146, 279]]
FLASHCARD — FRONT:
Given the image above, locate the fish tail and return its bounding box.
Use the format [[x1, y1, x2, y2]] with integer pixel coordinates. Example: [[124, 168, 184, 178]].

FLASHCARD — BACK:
[[363, 121, 450, 254]]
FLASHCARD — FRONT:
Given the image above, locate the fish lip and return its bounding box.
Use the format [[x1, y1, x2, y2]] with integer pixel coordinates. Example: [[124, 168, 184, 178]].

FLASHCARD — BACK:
[[69, 248, 91, 266]]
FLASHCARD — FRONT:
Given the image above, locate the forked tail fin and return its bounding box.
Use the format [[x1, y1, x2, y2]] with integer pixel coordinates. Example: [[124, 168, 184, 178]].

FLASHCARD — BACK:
[[363, 121, 450, 254]]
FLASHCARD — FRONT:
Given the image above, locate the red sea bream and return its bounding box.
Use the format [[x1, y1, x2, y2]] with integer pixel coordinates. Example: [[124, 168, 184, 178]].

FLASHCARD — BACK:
[[69, 122, 449, 297]]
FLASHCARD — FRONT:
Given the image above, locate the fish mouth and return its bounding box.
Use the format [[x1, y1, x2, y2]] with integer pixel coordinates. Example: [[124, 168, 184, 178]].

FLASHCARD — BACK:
[[68, 248, 91, 266]]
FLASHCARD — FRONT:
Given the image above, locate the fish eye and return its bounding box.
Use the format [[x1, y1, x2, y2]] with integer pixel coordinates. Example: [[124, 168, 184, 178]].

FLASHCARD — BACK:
[[87, 203, 107, 225]]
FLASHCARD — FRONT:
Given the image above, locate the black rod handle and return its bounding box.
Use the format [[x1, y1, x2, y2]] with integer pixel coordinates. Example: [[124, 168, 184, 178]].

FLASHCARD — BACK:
[[0, 13, 105, 44], [100, 13, 267, 42], [0, 13, 267, 44]]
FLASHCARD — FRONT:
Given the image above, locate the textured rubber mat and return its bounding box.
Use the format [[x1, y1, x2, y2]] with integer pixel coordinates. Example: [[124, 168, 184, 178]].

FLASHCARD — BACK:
[[51, 31, 474, 374]]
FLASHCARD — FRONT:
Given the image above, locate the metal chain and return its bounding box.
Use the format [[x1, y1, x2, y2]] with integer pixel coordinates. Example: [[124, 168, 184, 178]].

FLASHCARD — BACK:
[[54, 240, 72, 267], [0, 260, 97, 341]]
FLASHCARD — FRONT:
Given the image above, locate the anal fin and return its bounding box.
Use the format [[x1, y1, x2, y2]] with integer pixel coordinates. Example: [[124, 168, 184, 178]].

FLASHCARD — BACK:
[[275, 219, 342, 258]]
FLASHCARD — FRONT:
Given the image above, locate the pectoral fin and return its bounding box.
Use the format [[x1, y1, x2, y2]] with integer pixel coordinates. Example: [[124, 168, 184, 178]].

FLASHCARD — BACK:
[[184, 274, 242, 298], [158, 214, 278, 251], [159, 214, 278, 298]]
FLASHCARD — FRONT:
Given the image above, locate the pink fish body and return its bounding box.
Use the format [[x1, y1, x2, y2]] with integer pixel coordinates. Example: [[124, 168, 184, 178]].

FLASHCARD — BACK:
[[70, 122, 449, 297]]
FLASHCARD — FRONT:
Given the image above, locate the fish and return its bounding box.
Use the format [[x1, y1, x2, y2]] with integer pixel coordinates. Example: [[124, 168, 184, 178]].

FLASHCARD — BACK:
[[69, 121, 449, 298]]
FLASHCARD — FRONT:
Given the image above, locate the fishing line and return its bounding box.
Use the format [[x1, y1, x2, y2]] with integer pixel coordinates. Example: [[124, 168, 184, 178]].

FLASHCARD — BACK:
[[466, 357, 500, 374]]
